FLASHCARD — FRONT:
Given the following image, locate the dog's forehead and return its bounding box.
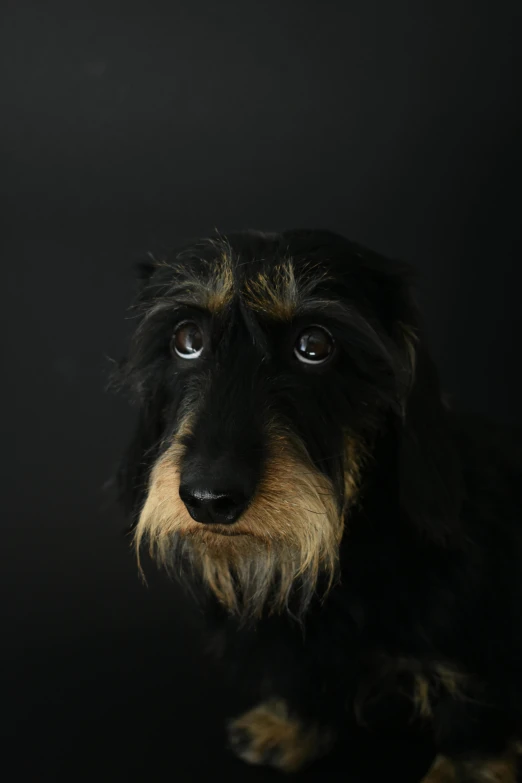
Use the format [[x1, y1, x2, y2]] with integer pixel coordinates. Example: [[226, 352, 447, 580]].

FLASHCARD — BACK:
[[165, 233, 345, 319]]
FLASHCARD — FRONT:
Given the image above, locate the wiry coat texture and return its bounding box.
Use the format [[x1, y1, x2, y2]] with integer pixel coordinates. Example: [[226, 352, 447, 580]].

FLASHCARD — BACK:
[[117, 230, 522, 781]]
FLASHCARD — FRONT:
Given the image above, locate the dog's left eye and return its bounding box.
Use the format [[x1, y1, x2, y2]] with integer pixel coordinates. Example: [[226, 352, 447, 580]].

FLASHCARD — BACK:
[[171, 321, 204, 359], [294, 325, 334, 365]]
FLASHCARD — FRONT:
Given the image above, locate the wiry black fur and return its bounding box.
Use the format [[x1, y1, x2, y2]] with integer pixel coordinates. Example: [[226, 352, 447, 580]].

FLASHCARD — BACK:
[[116, 230, 522, 776]]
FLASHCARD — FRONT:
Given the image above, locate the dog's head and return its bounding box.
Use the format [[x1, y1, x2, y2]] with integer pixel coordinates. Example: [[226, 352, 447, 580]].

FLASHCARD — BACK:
[[117, 230, 462, 621]]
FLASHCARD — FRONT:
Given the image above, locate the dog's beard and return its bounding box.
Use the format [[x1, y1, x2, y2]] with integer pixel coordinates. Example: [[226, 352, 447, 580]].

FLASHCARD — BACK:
[[135, 428, 353, 621]]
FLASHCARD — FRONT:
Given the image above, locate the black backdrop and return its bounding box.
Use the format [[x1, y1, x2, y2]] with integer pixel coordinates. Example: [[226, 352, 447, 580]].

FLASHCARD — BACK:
[[2, 1, 521, 780]]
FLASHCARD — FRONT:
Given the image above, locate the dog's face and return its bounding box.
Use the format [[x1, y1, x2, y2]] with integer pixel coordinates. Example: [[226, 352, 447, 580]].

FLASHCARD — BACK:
[[118, 230, 460, 620]]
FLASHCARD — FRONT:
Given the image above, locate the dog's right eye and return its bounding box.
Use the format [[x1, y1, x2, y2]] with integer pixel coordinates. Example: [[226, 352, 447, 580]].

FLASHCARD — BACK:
[[171, 321, 204, 360]]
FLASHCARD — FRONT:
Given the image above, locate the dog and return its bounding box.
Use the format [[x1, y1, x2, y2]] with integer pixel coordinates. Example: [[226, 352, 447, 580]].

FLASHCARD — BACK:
[[116, 229, 522, 781]]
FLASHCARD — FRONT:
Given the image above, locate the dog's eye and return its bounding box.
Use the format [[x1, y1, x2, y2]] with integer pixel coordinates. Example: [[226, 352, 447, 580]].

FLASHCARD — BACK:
[[294, 326, 334, 365], [171, 321, 204, 359]]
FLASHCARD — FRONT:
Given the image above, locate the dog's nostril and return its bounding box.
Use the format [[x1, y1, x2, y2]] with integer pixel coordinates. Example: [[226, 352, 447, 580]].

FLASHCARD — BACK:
[[212, 494, 236, 514], [179, 484, 248, 525]]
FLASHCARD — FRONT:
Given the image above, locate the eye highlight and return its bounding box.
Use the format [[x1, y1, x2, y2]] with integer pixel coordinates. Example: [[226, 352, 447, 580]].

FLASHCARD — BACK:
[[294, 325, 334, 365], [171, 321, 204, 360]]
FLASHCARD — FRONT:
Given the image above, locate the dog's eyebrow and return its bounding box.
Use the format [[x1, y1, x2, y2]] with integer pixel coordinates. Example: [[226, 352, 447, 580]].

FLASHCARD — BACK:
[[171, 256, 235, 313], [242, 260, 334, 321], [140, 250, 236, 317]]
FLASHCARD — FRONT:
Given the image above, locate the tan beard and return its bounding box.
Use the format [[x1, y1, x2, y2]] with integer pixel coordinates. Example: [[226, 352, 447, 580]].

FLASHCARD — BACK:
[[135, 422, 361, 621]]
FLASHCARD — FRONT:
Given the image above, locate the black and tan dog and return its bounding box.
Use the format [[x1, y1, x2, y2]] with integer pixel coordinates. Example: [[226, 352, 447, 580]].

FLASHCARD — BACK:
[[116, 229, 522, 782]]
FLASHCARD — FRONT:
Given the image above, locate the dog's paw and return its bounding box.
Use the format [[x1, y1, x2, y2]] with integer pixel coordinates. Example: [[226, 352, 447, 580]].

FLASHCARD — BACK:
[[227, 699, 332, 773]]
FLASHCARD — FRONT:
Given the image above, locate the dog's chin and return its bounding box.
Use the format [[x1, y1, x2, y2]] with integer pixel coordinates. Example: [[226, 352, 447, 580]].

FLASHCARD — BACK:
[[158, 526, 335, 622], [137, 512, 341, 622]]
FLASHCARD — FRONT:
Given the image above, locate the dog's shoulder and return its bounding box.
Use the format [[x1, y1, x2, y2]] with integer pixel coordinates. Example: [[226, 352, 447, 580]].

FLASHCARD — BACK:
[[450, 410, 522, 523], [451, 411, 522, 473]]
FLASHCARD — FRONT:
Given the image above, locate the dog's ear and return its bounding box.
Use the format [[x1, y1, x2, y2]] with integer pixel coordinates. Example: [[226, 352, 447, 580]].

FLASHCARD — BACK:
[[115, 256, 166, 524], [118, 398, 164, 523], [135, 256, 159, 286], [362, 252, 463, 543], [395, 338, 463, 543]]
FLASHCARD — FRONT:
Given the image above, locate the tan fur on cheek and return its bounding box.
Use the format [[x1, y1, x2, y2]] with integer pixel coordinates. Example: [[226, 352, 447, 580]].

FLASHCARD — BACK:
[[343, 434, 365, 513], [133, 453, 189, 571]]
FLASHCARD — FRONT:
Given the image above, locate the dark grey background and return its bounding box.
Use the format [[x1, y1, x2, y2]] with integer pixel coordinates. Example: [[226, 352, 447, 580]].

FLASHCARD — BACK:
[[1, 1, 521, 780]]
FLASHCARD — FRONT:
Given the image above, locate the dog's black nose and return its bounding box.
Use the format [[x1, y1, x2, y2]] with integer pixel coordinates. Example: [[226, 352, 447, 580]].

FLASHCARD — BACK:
[[179, 483, 248, 525]]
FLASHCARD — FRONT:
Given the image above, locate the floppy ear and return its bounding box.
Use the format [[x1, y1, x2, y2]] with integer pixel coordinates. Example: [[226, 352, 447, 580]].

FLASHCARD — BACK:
[[115, 256, 166, 525], [395, 337, 463, 543], [387, 276, 463, 544], [117, 397, 165, 523], [361, 249, 463, 543]]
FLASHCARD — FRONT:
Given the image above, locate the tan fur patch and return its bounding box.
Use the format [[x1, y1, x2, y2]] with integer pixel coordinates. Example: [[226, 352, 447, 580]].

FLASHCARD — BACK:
[[353, 656, 470, 728], [343, 434, 365, 513], [243, 261, 300, 320], [413, 674, 433, 719], [242, 259, 334, 321], [421, 752, 518, 783], [421, 755, 457, 783], [396, 659, 470, 709], [432, 664, 468, 700], [228, 699, 332, 772], [422, 755, 458, 783], [170, 242, 234, 313], [399, 321, 418, 380], [135, 421, 346, 619]]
